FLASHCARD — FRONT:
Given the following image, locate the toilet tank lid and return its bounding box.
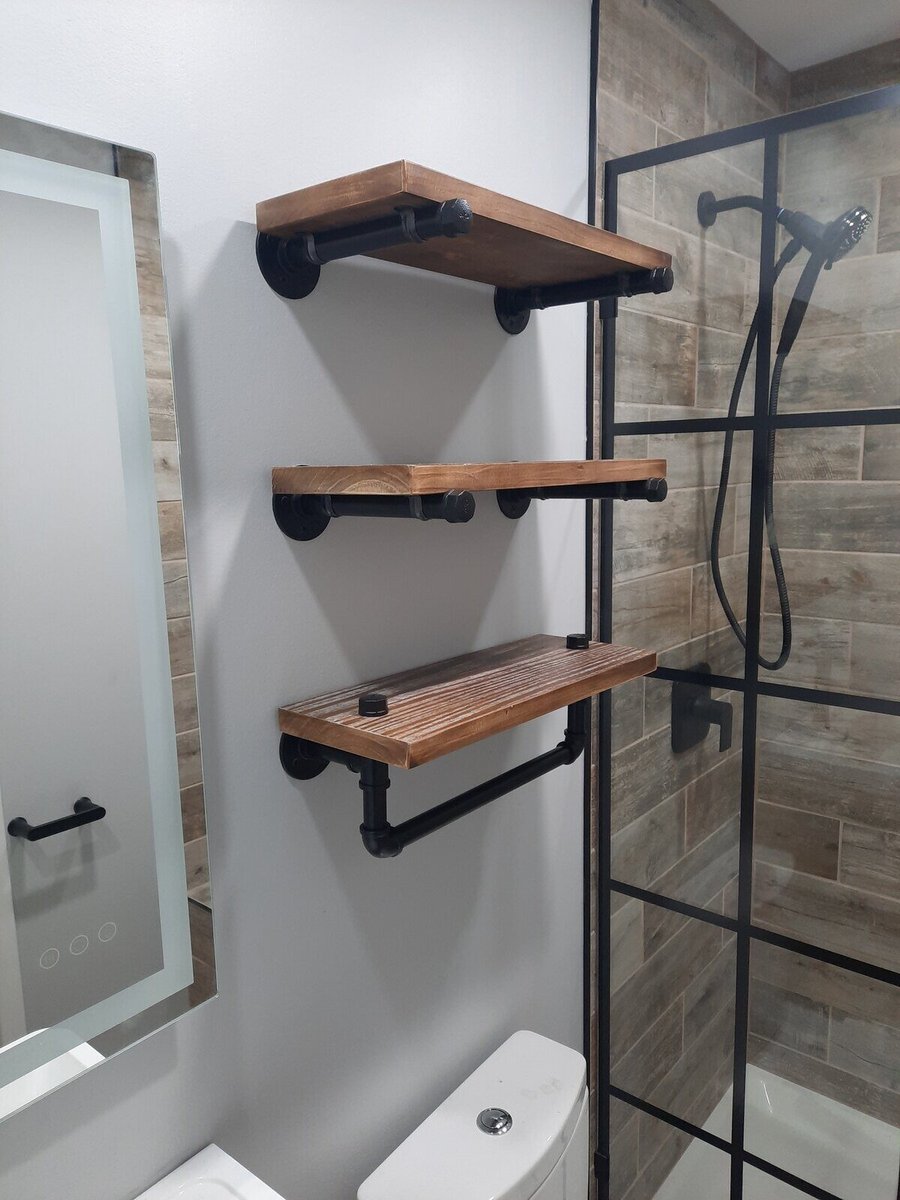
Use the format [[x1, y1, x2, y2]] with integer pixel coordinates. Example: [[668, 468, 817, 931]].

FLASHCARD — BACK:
[[358, 1031, 586, 1200]]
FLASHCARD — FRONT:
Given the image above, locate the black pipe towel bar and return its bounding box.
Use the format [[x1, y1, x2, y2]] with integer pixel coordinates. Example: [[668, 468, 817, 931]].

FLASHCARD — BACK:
[[280, 698, 588, 858]]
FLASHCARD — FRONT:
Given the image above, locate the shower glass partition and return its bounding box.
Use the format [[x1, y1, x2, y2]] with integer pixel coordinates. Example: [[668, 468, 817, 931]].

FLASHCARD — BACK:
[[597, 85, 900, 1200]]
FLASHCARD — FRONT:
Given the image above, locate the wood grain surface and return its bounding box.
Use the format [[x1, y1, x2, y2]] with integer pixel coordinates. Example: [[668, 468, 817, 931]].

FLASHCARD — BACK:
[[257, 160, 671, 289], [272, 458, 667, 496], [279, 634, 657, 768]]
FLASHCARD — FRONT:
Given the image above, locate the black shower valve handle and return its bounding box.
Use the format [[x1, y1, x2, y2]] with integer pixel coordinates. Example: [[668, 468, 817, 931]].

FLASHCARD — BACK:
[[692, 695, 733, 753]]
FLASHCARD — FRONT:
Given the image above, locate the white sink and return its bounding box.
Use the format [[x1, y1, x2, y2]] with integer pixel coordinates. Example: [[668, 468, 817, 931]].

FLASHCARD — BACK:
[[136, 1146, 286, 1200]]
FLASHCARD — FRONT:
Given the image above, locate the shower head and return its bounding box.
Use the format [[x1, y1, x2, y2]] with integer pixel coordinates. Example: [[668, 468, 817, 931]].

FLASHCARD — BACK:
[[696, 191, 873, 267], [777, 204, 873, 267]]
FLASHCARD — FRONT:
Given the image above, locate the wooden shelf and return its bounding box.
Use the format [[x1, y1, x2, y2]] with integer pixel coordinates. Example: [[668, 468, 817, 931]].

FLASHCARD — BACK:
[[257, 160, 671, 291], [279, 635, 656, 769], [272, 458, 667, 497]]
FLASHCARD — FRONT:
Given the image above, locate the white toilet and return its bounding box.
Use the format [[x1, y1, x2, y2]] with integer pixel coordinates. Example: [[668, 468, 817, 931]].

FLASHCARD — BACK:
[[358, 1030, 588, 1200]]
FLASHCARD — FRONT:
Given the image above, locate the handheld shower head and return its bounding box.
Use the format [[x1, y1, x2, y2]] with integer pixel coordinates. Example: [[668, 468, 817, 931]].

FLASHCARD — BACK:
[[777, 204, 872, 267], [696, 191, 873, 267]]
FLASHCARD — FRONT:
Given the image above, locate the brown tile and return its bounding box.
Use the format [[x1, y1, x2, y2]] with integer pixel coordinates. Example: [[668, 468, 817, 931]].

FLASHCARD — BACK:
[[829, 1008, 900, 1093], [172, 672, 199, 732], [599, 0, 708, 139], [862, 423, 900, 481], [621, 1122, 694, 1200], [753, 861, 900, 973], [648, 0, 756, 90], [778, 178, 880, 261], [767, 549, 900, 626], [613, 568, 693, 654], [747, 1034, 900, 1126], [612, 899, 645, 991], [749, 978, 829, 1059], [774, 250, 900, 341], [758, 738, 900, 836], [612, 792, 686, 893], [645, 999, 734, 1132], [774, 482, 900, 554], [611, 677, 645, 753], [773, 425, 863, 481], [685, 752, 741, 850], [751, 940, 900, 1030], [775, 332, 900, 412], [784, 105, 900, 197], [754, 801, 840, 879], [840, 823, 900, 902], [755, 48, 789, 112], [789, 40, 900, 109], [615, 311, 698, 408], [163, 558, 191, 619], [758, 615, 852, 692], [609, 1101, 640, 1200], [684, 943, 735, 1046], [177, 727, 202, 789], [180, 782, 206, 843], [612, 715, 739, 833], [618, 209, 753, 334], [850, 621, 900, 701], [597, 89, 657, 217], [188, 897, 215, 968], [643, 816, 740, 954], [612, 997, 683, 1094], [705, 66, 771, 180], [691, 554, 748, 640], [695, 326, 754, 413], [611, 913, 722, 1063], [878, 174, 900, 255], [184, 834, 209, 892], [758, 697, 900, 767], [167, 615, 195, 678], [153, 441, 181, 502], [614, 483, 735, 583], [657, 150, 762, 259], [158, 500, 186, 560], [656, 426, 752, 490]]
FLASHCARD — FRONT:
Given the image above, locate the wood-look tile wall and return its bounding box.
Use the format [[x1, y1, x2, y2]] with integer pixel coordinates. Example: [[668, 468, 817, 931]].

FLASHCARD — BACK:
[[597, 9, 899, 1194], [594, 3, 789, 1195], [117, 150, 213, 997], [746, 49, 900, 1129]]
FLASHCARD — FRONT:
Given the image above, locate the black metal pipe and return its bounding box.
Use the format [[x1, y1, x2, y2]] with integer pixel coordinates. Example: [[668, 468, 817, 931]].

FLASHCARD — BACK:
[[288, 199, 472, 268], [497, 477, 667, 519], [273, 490, 476, 541], [359, 700, 588, 858], [495, 266, 673, 333]]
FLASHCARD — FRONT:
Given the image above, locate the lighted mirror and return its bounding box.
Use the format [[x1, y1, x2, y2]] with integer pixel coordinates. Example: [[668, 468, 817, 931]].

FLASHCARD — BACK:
[[0, 112, 214, 1120]]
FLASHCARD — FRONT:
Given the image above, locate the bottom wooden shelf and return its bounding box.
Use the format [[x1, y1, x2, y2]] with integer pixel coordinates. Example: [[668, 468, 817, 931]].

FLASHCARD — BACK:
[[279, 634, 656, 769]]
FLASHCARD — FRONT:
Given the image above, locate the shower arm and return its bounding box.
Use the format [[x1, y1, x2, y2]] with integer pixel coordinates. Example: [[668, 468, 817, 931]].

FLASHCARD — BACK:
[[279, 699, 588, 858]]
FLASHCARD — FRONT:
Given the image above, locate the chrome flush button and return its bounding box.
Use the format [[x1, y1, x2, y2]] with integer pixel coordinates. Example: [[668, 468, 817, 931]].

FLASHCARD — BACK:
[[477, 1107, 513, 1135]]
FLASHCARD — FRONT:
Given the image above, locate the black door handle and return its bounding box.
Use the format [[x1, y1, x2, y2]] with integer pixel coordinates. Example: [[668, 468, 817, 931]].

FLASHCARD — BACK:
[[7, 797, 106, 841]]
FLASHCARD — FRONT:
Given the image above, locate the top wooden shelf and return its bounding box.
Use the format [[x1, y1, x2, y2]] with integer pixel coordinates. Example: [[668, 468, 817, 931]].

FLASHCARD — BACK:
[[279, 635, 656, 769], [256, 160, 671, 291], [272, 458, 667, 496]]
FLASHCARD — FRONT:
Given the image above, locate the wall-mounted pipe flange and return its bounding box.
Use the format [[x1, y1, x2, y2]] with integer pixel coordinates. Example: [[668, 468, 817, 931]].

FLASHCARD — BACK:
[[256, 232, 322, 299]]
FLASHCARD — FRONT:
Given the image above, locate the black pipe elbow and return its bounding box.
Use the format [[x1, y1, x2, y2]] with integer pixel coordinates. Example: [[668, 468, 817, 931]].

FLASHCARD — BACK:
[[359, 823, 402, 858]]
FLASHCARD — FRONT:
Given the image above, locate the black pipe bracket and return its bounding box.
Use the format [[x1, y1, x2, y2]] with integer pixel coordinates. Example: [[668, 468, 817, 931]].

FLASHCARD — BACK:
[[279, 696, 589, 858], [257, 198, 474, 299], [272, 490, 477, 541], [497, 476, 667, 519], [494, 265, 674, 334]]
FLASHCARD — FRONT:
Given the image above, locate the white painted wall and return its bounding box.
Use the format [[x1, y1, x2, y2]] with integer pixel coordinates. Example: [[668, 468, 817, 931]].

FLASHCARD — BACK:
[[0, 2, 590, 1197]]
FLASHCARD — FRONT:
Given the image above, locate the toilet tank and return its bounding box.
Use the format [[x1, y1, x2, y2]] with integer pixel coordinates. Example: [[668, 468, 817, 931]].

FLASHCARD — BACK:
[[358, 1030, 588, 1200]]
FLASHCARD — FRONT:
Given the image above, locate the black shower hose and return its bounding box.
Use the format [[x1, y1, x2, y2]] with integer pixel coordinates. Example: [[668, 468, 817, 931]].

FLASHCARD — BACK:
[[709, 241, 801, 672]]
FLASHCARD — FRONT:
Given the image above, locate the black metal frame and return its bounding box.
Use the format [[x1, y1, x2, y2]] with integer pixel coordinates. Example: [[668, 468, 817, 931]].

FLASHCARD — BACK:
[[273, 479, 666, 541], [595, 83, 900, 1200], [279, 698, 588, 858]]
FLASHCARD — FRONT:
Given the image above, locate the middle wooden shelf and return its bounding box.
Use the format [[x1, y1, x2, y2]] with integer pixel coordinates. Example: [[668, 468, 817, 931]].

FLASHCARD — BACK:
[[278, 634, 657, 858], [272, 457, 668, 540]]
